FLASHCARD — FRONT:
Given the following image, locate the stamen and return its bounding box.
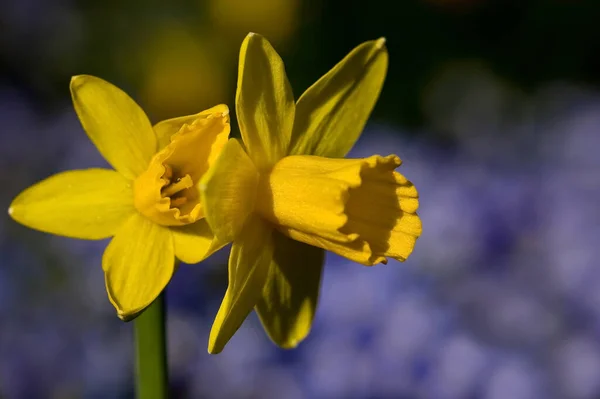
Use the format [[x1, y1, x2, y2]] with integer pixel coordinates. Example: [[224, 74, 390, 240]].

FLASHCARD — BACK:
[[170, 197, 188, 207], [162, 174, 193, 197]]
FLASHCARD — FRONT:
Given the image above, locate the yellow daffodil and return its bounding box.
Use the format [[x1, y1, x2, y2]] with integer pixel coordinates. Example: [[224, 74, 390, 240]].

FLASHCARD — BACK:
[[9, 75, 230, 320], [200, 33, 422, 353]]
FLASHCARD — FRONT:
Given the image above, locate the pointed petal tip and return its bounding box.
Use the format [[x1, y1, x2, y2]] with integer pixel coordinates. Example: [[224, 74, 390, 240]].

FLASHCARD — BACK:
[[208, 327, 228, 354], [108, 290, 140, 322], [70, 74, 91, 89], [245, 32, 259, 42], [280, 338, 301, 350], [7, 202, 20, 220], [116, 309, 138, 322], [110, 295, 147, 322], [245, 32, 268, 44], [376, 37, 386, 49]]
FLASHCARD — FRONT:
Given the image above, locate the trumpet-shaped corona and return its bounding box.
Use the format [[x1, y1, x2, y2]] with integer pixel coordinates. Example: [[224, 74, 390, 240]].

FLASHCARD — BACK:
[[256, 154, 421, 265], [134, 115, 228, 226]]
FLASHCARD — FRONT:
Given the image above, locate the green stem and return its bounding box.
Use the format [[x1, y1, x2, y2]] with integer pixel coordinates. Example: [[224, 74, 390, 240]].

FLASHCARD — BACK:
[[134, 292, 168, 399]]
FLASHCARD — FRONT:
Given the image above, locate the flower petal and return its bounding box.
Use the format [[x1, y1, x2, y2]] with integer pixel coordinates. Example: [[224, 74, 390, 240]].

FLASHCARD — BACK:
[[236, 33, 295, 167], [208, 215, 273, 354], [255, 231, 324, 348], [9, 169, 133, 239], [153, 104, 230, 151], [171, 219, 226, 264], [104, 213, 175, 319], [200, 138, 259, 243], [290, 38, 388, 158], [70, 75, 157, 179]]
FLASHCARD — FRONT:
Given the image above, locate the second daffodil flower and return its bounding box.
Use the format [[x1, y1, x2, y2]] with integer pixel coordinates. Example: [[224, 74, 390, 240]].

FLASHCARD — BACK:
[[9, 75, 230, 320], [200, 33, 423, 353]]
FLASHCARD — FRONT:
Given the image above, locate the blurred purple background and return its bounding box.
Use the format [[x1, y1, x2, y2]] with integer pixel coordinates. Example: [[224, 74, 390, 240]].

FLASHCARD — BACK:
[[2, 0, 600, 398]]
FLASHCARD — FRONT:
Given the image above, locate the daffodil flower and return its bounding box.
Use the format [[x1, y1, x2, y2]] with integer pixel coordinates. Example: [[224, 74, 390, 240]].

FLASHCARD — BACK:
[[9, 75, 230, 320], [200, 33, 422, 353]]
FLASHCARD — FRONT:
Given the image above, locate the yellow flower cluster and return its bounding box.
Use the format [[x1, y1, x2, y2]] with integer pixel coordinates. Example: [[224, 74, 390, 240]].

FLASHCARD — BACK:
[[9, 33, 421, 352]]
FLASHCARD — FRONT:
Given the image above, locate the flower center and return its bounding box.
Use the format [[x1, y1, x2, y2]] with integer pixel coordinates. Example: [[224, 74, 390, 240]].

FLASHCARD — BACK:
[[133, 140, 206, 227], [133, 109, 230, 226], [160, 165, 193, 207]]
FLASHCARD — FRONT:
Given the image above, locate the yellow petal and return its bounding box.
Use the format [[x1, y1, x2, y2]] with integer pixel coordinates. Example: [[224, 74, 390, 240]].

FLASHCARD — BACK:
[[200, 138, 259, 243], [153, 104, 230, 151], [104, 213, 175, 319], [290, 38, 388, 158], [236, 33, 295, 168], [171, 219, 226, 264], [70, 75, 157, 180], [208, 215, 273, 354], [9, 169, 133, 239], [255, 231, 324, 348]]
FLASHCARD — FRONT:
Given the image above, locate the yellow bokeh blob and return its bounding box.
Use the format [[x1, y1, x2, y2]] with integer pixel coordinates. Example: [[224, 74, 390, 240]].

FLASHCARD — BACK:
[[140, 28, 230, 121], [208, 0, 300, 45]]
